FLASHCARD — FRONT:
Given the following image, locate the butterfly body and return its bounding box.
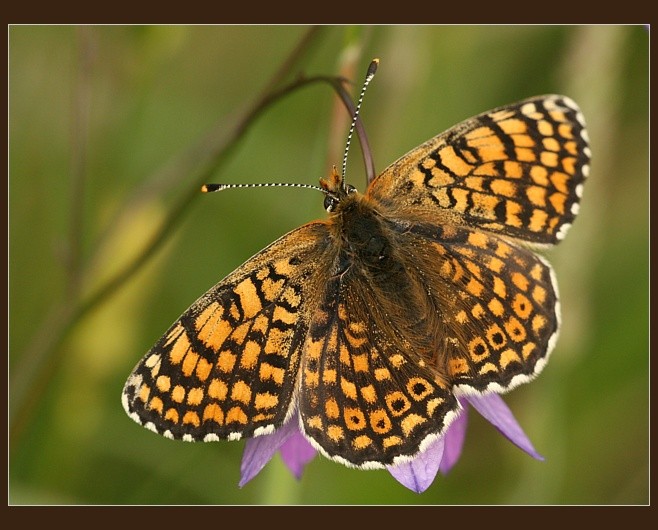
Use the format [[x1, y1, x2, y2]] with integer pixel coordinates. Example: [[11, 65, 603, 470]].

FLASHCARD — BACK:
[[123, 94, 590, 468]]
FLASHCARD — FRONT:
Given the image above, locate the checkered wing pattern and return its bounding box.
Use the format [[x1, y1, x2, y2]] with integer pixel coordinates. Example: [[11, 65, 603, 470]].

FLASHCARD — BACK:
[[368, 95, 590, 245], [122, 223, 331, 442], [399, 222, 560, 394], [299, 269, 459, 468]]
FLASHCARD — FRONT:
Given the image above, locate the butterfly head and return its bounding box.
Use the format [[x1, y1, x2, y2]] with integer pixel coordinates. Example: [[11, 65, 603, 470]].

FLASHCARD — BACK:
[[319, 165, 358, 213]]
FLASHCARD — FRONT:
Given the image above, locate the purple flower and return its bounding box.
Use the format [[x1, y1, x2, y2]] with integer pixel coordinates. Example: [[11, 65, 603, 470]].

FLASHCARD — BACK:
[[239, 393, 543, 493], [387, 393, 544, 493], [239, 412, 316, 487]]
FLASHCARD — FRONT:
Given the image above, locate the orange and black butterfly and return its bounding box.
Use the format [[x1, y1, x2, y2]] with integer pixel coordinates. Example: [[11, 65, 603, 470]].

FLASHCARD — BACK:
[[122, 65, 590, 468]]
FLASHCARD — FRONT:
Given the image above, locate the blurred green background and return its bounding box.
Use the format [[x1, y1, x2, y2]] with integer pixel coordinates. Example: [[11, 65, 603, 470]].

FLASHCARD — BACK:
[[9, 25, 649, 505]]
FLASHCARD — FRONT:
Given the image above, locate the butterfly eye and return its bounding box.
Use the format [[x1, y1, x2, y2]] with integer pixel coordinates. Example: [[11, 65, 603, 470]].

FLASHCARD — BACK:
[[324, 195, 338, 212], [345, 184, 357, 194]]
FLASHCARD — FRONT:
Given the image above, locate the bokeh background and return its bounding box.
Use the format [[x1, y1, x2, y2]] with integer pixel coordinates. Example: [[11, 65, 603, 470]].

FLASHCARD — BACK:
[[9, 25, 649, 505]]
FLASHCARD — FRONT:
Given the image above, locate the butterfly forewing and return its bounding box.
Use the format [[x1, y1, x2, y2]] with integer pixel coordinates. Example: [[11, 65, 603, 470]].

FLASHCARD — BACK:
[[368, 95, 590, 245], [122, 222, 332, 441]]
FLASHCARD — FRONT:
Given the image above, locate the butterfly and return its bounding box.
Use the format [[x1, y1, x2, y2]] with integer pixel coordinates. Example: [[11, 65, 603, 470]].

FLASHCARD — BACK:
[[122, 91, 590, 469]]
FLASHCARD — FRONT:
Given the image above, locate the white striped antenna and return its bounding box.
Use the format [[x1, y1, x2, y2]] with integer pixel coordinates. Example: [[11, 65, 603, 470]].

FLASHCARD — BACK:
[[202, 58, 380, 197], [201, 182, 325, 193], [341, 58, 379, 185]]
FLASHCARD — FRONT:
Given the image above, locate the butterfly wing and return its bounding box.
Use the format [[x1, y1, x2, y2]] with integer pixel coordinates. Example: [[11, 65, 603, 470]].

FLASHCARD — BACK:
[[298, 250, 460, 468], [394, 221, 560, 394], [367, 95, 590, 245], [122, 222, 332, 442]]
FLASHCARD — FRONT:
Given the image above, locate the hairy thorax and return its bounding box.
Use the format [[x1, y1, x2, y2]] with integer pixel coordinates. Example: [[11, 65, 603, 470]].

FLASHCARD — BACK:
[[326, 192, 447, 375]]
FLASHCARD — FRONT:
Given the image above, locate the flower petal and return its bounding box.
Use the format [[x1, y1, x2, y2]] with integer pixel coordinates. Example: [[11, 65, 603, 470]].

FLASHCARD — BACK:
[[439, 405, 469, 475], [465, 392, 544, 460], [238, 416, 299, 487], [279, 431, 317, 479], [387, 436, 445, 493]]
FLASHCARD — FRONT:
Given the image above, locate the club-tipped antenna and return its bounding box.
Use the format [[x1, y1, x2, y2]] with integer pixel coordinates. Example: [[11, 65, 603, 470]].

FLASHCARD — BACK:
[[201, 182, 326, 194], [341, 58, 379, 186], [203, 59, 380, 199]]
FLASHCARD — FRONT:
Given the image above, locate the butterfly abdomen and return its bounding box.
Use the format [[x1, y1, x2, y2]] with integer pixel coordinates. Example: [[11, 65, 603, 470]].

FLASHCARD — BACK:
[[330, 193, 444, 359]]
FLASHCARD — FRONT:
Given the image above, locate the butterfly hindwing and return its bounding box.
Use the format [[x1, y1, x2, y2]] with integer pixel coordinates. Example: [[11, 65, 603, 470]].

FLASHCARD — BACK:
[[298, 253, 460, 468], [393, 221, 560, 394], [122, 222, 332, 441], [368, 95, 590, 245]]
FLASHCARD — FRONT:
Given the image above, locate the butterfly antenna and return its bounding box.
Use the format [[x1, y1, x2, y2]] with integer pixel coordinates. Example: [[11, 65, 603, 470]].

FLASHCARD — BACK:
[[204, 59, 379, 198], [201, 182, 326, 193], [341, 58, 379, 188]]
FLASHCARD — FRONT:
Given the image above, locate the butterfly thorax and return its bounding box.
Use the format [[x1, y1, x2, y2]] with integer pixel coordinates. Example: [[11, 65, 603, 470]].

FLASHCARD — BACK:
[[318, 165, 393, 277], [333, 192, 395, 270]]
